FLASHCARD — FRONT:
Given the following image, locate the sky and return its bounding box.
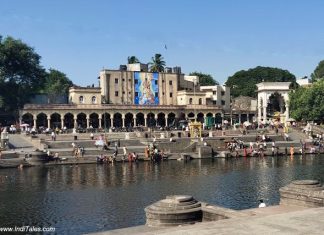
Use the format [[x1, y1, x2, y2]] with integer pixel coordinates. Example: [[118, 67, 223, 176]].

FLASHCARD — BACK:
[[1, 0, 324, 86]]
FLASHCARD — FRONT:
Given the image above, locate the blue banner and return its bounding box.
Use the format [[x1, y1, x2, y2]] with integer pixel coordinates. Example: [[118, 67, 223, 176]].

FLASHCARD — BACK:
[[134, 72, 159, 105]]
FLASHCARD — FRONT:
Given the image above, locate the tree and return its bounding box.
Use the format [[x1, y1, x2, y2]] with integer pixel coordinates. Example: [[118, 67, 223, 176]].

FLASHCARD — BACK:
[[42, 69, 73, 95], [189, 72, 219, 86], [149, 54, 166, 72], [0, 35, 46, 113], [225, 66, 296, 98], [311, 60, 324, 82], [127, 56, 140, 64], [289, 79, 324, 123]]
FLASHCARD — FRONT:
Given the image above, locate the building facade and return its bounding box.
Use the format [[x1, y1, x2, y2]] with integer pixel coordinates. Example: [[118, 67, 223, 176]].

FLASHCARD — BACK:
[[20, 63, 255, 129]]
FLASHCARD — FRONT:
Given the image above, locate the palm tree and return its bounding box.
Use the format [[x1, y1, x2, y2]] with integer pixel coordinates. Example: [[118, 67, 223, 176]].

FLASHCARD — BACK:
[[149, 54, 166, 72], [127, 56, 140, 64]]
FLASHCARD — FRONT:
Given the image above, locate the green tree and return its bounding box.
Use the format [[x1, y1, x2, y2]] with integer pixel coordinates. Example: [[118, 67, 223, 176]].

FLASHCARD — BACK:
[[42, 69, 73, 95], [189, 72, 219, 86], [0, 35, 46, 113], [289, 79, 324, 123], [149, 53, 166, 72], [310, 60, 324, 82], [225, 66, 296, 98], [127, 56, 140, 64]]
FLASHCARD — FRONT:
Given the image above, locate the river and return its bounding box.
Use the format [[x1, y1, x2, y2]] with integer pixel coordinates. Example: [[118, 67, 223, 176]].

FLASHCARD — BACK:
[[0, 155, 324, 234]]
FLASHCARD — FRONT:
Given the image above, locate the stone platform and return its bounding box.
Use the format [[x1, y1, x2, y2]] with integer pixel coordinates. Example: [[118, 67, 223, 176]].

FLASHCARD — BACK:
[[90, 206, 324, 235]]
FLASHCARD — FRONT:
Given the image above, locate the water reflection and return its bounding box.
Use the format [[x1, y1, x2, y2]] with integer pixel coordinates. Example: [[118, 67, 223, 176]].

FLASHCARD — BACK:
[[0, 155, 324, 234]]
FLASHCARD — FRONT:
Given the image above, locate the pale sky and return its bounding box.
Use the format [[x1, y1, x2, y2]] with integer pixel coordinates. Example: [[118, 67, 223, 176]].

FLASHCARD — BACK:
[[1, 0, 323, 86]]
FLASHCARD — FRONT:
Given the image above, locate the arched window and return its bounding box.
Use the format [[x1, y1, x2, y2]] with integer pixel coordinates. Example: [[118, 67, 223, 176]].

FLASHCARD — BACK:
[[91, 96, 96, 104], [79, 96, 84, 104], [189, 98, 193, 104], [199, 98, 202, 105]]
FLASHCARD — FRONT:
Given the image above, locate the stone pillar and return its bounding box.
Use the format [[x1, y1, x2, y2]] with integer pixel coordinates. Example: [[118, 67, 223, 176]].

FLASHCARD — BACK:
[[144, 115, 147, 127], [33, 116, 37, 128], [221, 113, 224, 125], [166, 117, 169, 127], [155, 114, 158, 127], [258, 104, 262, 122], [263, 106, 267, 121], [98, 118, 102, 128], [74, 118, 77, 128], [86, 118, 90, 128], [238, 113, 241, 124], [19, 118, 22, 126], [47, 118, 51, 128], [122, 118, 125, 128], [61, 119, 64, 129], [246, 112, 250, 122], [133, 118, 137, 127], [285, 104, 289, 120]]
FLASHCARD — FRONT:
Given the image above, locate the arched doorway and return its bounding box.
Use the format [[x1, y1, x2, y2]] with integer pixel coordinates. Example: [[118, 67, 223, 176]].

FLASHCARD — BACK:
[[36, 113, 47, 128], [267, 92, 286, 119], [101, 113, 111, 130], [50, 113, 61, 128], [64, 113, 74, 128], [205, 113, 214, 129], [113, 113, 122, 128], [147, 113, 156, 127], [21, 113, 33, 127], [77, 113, 87, 128], [167, 112, 176, 127], [187, 112, 195, 120], [197, 112, 204, 123], [157, 113, 166, 127], [89, 113, 99, 128], [136, 113, 145, 126], [125, 113, 134, 129]]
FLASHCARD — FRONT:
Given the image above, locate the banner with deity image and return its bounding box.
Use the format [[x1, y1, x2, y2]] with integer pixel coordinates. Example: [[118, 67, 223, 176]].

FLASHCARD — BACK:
[[134, 72, 159, 105]]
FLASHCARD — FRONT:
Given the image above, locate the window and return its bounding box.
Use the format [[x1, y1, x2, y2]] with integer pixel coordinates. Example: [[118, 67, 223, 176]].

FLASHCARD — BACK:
[[162, 92, 165, 95], [135, 79, 138, 84], [155, 80, 158, 85], [122, 78, 125, 82], [122, 91, 125, 94], [162, 80, 165, 83], [221, 91, 225, 96], [79, 96, 84, 104], [115, 91, 119, 96], [213, 100, 217, 105], [221, 100, 225, 105], [128, 91, 131, 94], [199, 98, 202, 105], [170, 92, 173, 97], [213, 91, 216, 95], [155, 92, 158, 97], [115, 78, 119, 84], [169, 80, 173, 85], [189, 98, 193, 104], [128, 79, 131, 82], [135, 92, 139, 97], [91, 96, 96, 104]]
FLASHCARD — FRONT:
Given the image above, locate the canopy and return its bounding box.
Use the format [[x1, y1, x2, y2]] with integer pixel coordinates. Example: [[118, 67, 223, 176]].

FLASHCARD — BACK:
[[286, 118, 296, 122]]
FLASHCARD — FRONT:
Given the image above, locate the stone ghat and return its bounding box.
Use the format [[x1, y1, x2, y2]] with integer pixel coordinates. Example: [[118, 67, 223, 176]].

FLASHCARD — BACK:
[[90, 180, 324, 235]]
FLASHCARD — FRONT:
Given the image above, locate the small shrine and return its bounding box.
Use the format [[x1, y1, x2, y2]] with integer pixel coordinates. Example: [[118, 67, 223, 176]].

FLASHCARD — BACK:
[[189, 120, 202, 138]]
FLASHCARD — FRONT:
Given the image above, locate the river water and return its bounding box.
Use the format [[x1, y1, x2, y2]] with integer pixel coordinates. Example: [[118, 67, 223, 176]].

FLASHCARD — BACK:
[[0, 155, 324, 234]]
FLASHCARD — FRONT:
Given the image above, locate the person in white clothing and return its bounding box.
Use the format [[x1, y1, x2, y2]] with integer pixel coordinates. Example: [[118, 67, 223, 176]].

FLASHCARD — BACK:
[[258, 199, 266, 208]]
